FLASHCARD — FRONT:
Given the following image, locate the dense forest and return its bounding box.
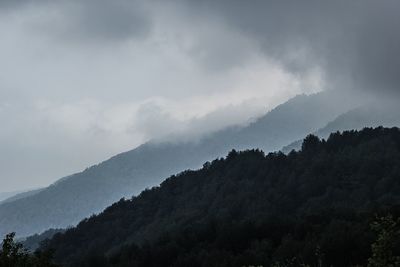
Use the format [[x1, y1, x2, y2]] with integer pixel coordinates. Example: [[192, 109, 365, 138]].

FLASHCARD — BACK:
[[26, 127, 399, 267]]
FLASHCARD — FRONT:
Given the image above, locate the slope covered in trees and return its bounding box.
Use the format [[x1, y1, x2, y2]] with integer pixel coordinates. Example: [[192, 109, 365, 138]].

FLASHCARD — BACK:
[[0, 92, 352, 238], [44, 127, 400, 267]]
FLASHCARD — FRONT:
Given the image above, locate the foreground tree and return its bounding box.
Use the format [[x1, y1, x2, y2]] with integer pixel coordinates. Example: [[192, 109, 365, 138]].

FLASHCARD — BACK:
[[0, 233, 59, 267]]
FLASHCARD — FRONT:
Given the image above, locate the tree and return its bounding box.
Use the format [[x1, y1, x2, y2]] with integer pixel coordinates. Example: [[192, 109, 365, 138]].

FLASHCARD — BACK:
[[301, 134, 320, 152], [368, 215, 400, 267], [0, 232, 59, 267]]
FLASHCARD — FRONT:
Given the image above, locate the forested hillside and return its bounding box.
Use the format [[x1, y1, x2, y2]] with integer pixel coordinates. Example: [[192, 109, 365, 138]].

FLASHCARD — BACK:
[[44, 127, 400, 267], [0, 92, 352, 238]]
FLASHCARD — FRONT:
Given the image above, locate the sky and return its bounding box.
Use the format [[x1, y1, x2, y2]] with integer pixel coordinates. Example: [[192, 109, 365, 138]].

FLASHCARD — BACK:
[[0, 0, 399, 191]]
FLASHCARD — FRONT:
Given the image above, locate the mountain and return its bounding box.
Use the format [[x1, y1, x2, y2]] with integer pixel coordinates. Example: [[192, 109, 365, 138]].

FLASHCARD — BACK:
[[43, 127, 400, 267], [0, 191, 22, 203], [0, 188, 43, 205], [282, 101, 400, 153], [0, 92, 354, 238]]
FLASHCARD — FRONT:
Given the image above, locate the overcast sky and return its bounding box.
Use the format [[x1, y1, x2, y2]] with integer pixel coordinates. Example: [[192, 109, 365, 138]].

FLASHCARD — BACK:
[[1, 0, 399, 192]]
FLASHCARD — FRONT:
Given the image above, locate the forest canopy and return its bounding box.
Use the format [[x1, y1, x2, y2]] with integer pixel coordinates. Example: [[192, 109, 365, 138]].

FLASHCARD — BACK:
[[24, 127, 400, 266]]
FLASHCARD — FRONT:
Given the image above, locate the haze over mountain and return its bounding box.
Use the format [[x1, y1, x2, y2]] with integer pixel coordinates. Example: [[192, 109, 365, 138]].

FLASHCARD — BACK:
[[0, 0, 323, 192], [0, 91, 355, 238], [282, 100, 400, 153]]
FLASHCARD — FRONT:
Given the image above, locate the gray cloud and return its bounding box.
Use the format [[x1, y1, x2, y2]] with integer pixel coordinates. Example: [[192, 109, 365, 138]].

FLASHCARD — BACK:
[[57, 0, 151, 42], [174, 0, 400, 95], [7, 0, 399, 94], [0, 0, 31, 9], [1, 0, 152, 43]]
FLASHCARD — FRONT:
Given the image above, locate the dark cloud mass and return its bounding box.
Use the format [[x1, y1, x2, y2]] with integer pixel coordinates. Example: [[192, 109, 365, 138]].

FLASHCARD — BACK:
[[177, 0, 400, 95], [3, 0, 399, 94]]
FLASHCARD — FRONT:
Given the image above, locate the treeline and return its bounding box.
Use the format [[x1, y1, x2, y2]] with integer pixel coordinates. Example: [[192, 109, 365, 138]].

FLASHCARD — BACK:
[[34, 127, 400, 266]]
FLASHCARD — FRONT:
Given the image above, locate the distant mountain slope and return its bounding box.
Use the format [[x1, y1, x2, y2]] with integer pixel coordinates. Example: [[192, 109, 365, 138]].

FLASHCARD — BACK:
[[0, 188, 43, 205], [0, 92, 354, 237], [282, 102, 400, 153], [0, 191, 21, 203], [45, 127, 400, 267]]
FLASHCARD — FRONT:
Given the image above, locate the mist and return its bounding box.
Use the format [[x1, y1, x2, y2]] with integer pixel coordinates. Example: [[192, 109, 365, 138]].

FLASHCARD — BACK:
[[1, 0, 399, 191]]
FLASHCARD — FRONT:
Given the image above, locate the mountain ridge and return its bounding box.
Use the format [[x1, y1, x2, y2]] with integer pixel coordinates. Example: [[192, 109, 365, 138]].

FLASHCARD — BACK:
[[282, 101, 400, 153], [0, 91, 354, 237]]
